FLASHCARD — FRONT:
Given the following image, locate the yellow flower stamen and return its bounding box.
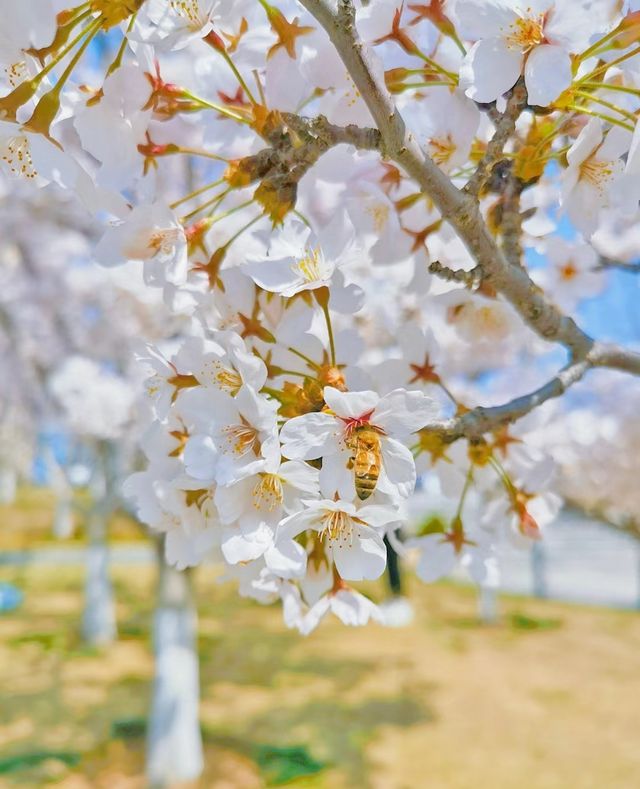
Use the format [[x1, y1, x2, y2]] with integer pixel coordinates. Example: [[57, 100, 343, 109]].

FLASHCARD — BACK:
[[319, 509, 354, 546], [252, 473, 284, 510], [504, 13, 545, 52], [221, 422, 260, 457], [579, 158, 614, 193], [429, 134, 456, 166], [170, 0, 204, 27], [1, 135, 37, 179], [294, 246, 324, 283]]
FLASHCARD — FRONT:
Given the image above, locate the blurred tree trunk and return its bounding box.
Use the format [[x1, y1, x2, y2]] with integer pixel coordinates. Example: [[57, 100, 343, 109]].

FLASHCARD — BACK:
[[531, 542, 548, 598], [478, 583, 498, 624], [53, 495, 74, 538], [81, 441, 117, 646], [0, 466, 17, 504], [146, 535, 204, 788], [384, 535, 403, 595]]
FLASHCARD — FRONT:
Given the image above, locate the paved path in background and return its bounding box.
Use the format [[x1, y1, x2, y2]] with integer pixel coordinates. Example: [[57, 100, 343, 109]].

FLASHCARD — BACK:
[[1, 511, 639, 609], [496, 510, 640, 609], [0, 544, 153, 566]]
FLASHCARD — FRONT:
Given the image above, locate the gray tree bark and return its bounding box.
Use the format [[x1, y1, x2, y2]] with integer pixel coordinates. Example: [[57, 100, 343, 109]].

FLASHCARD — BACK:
[[81, 442, 117, 646], [146, 536, 204, 788], [478, 584, 498, 624]]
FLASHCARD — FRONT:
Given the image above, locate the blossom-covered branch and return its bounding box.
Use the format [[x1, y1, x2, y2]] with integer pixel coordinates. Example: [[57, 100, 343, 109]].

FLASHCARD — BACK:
[[2, 0, 640, 636], [298, 0, 636, 368]]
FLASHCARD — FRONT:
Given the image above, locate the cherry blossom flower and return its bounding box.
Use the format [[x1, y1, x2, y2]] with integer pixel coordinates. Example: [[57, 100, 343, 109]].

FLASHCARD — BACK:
[[243, 212, 363, 310], [138, 333, 267, 417], [533, 237, 605, 310], [300, 587, 385, 633], [457, 0, 616, 106], [408, 525, 497, 584], [271, 497, 399, 582], [562, 119, 631, 237], [74, 65, 151, 190], [403, 88, 480, 174], [95, 203, 188, 287], [280, 386, 439, 500], [182, 386, 280, 486], [0, 121, 78, 186], [215, 459, 319, 531], [132, 0, 229, 51]]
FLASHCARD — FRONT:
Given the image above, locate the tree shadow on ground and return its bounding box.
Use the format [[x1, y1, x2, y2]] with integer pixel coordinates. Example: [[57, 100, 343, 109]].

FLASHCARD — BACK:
[[202, 693, 433, 787]]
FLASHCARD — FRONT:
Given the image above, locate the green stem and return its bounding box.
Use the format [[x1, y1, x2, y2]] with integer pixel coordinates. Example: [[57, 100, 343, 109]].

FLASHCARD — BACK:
[[293, 209, 312, 227], [320, 299, 336, 366], [395, 81, 454, 89], [578, 25, 624, 63], [170, 178, 225, 210], [576, 44, 640, 86], [35, 13, 95, 83], [177, 147, 229, 162], [454, 465, 474, 520], [582, 81, 640, 98], [565, 104, 634, 132], [413, 49, 458, 83], [211, 199, 256, 226], [262, 386, 284, 402], [489, 455, 518, 504], [272, 368, 311, 378], [437, 380, 458, 405], [180, 89, 250, 123], [220, 213, 261, 250], [106, 12, 137, 76], [574, 90, 638, 123], [180, 187, 231, 222], [221, 50, 257, 105], [288, 347, 320, 369]]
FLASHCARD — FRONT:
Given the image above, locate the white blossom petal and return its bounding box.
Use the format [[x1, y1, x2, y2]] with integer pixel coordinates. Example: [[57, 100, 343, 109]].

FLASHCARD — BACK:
[[332, 525, 387, 581], [374, 389, 439, 436], [524, 45, 571, 107], [279, 411, 338, 460], [460, 38, 523, 104]]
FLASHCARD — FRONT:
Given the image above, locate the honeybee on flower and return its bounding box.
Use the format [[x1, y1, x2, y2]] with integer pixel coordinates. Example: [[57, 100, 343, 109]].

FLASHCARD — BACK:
[[280, 386, 440, 501]]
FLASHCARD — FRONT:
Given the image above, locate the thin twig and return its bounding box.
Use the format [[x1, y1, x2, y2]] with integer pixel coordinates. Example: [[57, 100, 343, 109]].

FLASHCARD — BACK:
[[429, 260, 481, 288], [596, 256, 640, 273], [464, 79, 529, 199]]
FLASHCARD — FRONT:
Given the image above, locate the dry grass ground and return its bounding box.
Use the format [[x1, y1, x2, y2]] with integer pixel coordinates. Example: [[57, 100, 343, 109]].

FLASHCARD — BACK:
[[0, 488, 143, 551], [1, 561, 640, 788]]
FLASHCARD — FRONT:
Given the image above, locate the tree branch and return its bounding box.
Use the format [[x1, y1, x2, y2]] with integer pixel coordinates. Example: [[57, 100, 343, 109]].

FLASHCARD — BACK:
[[590, 342, 640, 376], [429, 359, 592, 443], [499, 170, 526, 268], [280, 112, 381, 151], [464, 79, 528, 199], [297, 0, 594, 360], [425, 341, 640, 442], [227, 112, 381, 218], [295, 1, 640, 441], [428, 260, 481, 288], [596, 255, 640, 273]]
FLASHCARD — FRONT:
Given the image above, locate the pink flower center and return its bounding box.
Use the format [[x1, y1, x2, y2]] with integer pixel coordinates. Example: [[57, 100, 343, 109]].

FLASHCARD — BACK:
[[339, 409, 377, 437]]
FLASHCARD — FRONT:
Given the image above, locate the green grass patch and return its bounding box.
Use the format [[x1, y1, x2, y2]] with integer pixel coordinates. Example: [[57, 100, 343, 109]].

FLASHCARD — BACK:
[[253, 744, 326, 785], [0, 750, 81, 775], [509, 612, 563, 631]]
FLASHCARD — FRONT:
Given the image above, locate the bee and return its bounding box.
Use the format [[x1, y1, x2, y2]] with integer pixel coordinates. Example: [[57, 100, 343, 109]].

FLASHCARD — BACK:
[[345, 426, 382, 500]]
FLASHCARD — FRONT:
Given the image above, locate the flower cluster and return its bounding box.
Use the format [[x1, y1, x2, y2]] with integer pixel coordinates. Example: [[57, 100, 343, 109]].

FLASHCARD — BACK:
[[1, 0, 640, 630]]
